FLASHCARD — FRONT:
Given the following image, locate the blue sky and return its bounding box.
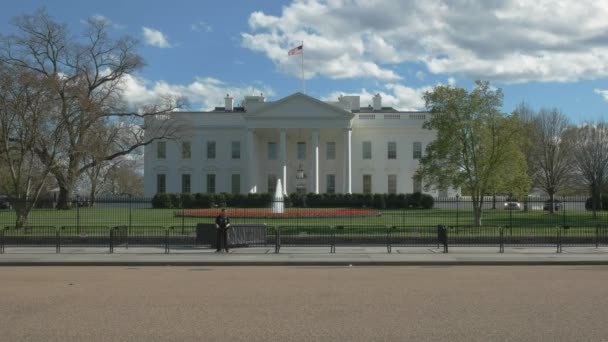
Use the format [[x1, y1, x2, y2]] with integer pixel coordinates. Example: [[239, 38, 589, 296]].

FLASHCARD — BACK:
[[2, 0, 608, 122]]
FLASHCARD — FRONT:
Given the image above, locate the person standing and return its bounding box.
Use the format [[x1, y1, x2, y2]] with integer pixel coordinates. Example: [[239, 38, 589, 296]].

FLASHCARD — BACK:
[[215, 208, 231, 252]]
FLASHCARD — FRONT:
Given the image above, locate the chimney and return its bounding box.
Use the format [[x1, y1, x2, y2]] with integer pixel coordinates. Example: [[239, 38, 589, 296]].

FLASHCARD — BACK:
[[224, 94, 233, 111], [373, 93, 382, 111]]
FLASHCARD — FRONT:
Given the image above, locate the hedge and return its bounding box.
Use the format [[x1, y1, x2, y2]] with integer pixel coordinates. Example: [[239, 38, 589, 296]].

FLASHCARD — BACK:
[[585, 195, 608, 211], [152, 192, 434, 209]]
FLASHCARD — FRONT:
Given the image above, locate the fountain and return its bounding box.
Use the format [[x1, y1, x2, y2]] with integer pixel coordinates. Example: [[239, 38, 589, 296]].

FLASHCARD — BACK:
[[272, 178, 285, 214]]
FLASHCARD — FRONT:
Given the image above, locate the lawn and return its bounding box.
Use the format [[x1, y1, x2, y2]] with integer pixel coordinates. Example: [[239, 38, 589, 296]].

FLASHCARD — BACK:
[[1, 207, 608, 232]]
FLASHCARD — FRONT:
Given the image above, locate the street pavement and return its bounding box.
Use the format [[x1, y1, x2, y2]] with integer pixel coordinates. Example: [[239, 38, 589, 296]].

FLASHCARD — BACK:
[[1, 266, 608, 341], [2, 246, 608, 265]]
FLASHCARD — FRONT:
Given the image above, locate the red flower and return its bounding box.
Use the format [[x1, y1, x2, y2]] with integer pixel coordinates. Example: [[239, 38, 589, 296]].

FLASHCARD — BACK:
[[175, 208, 381, 218]]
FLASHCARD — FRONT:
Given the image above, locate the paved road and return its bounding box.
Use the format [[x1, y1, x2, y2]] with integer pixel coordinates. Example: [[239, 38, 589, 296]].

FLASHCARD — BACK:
[[1, 266, 608, 341]]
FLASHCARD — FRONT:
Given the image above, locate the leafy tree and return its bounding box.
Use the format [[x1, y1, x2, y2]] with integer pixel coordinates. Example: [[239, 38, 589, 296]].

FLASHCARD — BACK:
[[416, 81, 529, 226]]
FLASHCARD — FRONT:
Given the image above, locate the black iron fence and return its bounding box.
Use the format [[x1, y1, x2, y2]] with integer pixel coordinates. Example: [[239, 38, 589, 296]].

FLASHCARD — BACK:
[[1, 196, 608, 253]]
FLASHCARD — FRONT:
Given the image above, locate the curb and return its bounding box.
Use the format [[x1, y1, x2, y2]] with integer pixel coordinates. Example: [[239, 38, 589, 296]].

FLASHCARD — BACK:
[[2, 260, 608, 266]]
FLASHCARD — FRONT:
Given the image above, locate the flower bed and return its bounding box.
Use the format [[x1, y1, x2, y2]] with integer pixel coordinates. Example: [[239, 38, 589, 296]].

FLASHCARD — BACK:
[[175, 208, 382, 218]]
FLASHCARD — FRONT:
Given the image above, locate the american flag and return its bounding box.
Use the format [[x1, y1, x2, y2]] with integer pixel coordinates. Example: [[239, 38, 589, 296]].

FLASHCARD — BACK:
[[288, 44, 303, 56]]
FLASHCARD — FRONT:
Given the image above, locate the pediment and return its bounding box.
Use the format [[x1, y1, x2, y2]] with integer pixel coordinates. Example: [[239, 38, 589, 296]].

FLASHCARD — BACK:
[[247, 92, 354, 119]]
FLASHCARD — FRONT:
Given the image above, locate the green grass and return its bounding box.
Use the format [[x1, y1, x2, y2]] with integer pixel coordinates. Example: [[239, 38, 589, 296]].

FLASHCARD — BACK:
[[1, 207, 608, 233]]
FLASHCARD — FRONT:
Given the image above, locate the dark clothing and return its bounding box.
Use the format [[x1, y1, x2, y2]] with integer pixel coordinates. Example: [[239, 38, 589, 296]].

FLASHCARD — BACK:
[[215, 215, 230, 251]]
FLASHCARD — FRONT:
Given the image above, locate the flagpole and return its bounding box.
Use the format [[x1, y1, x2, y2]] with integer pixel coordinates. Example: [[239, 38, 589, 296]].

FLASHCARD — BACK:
[[301, 41, 305, 94]]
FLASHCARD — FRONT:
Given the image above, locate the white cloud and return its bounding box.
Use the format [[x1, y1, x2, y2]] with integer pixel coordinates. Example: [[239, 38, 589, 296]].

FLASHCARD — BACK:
[[447, 77, 456, 86], [242, 0, 608, 83], [142, 27, 172, 48], [323, 84, 433, 111], [594, 88, 608, 102], [415, 71, 425, 81], [191, 21, 212, 32], [120, 75, 275, 111]]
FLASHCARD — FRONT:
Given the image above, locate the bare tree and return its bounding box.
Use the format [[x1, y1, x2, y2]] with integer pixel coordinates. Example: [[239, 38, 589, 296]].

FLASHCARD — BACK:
[[527, 108, 574, 213], [0, 10, 185, 209], [0, 65, 61, 227], [569, 122, 608, 218]]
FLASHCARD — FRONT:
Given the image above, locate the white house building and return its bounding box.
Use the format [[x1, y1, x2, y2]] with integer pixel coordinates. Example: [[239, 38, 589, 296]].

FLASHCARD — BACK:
[[143, 92, 459, 197]]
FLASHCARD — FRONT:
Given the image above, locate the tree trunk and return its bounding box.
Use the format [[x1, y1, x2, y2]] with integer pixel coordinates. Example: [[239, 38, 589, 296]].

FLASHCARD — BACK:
[[13, 202, 30, 229], [492, 193, 496, 210], [472, 195, 483, 226], [548, 191, 555, 214], [55, 186, 72, 210], [89, 182, 97, 207], [592, 186, 600, 219]]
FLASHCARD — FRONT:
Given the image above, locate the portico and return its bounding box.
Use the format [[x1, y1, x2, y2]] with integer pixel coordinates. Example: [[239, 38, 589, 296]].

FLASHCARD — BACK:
[[244, 93, 354, 194]]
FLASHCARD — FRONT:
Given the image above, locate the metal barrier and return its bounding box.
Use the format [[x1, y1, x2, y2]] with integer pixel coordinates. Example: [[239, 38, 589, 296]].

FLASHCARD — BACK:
[[0, 223, 606, 254], [276, 226, 334, 252]]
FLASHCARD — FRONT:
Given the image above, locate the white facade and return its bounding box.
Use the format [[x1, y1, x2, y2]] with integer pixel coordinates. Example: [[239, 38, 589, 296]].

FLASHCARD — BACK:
[[143, 92, 459, 197]]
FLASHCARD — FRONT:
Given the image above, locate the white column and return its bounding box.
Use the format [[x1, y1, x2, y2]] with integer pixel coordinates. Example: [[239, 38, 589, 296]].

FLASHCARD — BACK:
[[247, 128, 257, 193], [343, 128, 352, 193], [311, 129, 319, 194], [279, 128, 287, 194]]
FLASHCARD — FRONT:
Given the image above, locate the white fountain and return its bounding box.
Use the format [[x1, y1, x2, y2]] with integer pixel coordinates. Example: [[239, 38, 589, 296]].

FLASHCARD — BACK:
[[272, 178, 285, 214]]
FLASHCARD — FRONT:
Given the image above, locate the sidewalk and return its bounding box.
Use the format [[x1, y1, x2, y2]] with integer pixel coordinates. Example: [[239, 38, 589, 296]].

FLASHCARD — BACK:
[[2, 246, 608, 265]]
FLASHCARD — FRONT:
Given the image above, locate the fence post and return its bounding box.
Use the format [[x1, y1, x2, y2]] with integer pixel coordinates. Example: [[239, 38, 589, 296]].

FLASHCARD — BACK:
[[0, 228, 4, 254], [76, 199, 80, 235], [274, 227, 280, 254], [386, 227, 392, 254], [456, 195, 459, 229], [165, 228, 170, 254], [596, 225, 600, 248], [499, 226, 504, 253], [331, 228, 336, 254], [128, 196, 132, 236], [562, 195, 566, 228], [109, 228, 114, 254], [557, 226, 563, 253], [56, 228, 61, 254]]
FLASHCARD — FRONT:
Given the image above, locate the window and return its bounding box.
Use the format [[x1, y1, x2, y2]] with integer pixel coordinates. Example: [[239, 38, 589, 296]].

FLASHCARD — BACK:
[[232, 141, 241, 159], [181, 174, 191, 193], [297, 142, 306, 160], [363, 175, 372, 194], [362, 141, 372, 159], [206, 141, 216, 160], [231, 174, 240, 194], [388, 141, 397, 159], [181, 141, 191, 160], [326, 142, 336, 160], [413, 142, 422, 159], [157, 141, 166, 159], [413, 178, 422, 193], [268, 174, 277, 193], [157, 174, 166, 193], [206, 174, 216, 194], [388, 175, 397, 194], [326, 174, 336, 193], [268, 142, 278, 160], [268, 142, 277, 160]]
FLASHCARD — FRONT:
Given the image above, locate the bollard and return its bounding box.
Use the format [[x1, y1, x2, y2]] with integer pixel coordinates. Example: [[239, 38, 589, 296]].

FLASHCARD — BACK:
[[330, 229, 336, 254]]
